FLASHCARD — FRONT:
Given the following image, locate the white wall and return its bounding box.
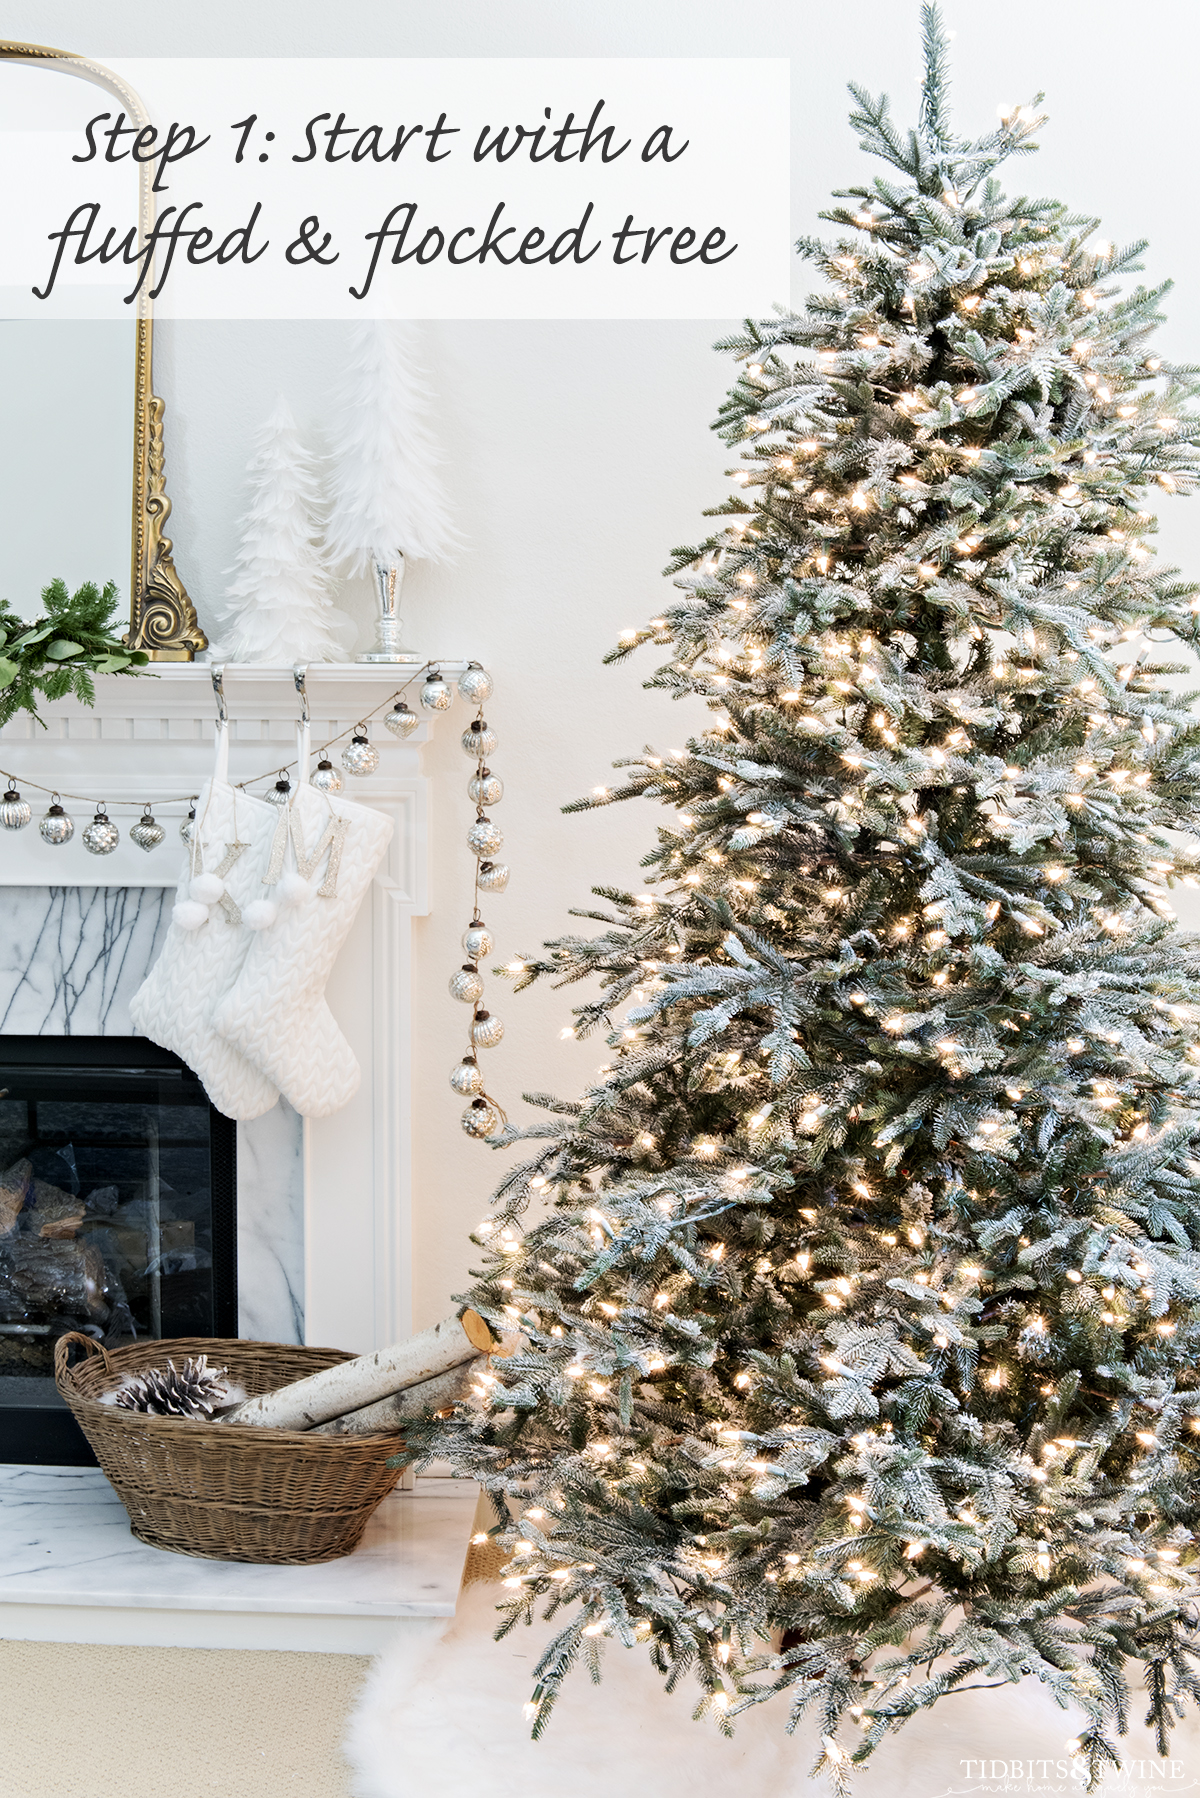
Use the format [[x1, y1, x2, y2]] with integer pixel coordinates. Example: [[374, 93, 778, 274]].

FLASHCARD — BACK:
[[8, 0, 1200, 1327]]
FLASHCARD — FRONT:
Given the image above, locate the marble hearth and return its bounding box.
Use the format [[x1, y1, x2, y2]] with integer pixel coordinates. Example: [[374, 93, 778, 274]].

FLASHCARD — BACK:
[[0, 1465, 480, 1653]]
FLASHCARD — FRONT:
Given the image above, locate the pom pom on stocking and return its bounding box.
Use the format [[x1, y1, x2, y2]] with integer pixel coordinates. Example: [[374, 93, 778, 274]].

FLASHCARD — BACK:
[[190, 872, 226, 904], [277, 870, 315, 906], [172, 900, 210, 931], [243, 899, 279, 931]]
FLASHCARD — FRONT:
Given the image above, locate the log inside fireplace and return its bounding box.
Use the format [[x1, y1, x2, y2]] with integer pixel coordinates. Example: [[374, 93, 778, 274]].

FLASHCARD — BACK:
[[0, 1037, 237, 1465]]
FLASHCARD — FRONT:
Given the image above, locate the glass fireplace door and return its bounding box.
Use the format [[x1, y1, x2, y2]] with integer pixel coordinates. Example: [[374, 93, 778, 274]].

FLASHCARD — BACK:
[[0, 1037, 237, 1464]]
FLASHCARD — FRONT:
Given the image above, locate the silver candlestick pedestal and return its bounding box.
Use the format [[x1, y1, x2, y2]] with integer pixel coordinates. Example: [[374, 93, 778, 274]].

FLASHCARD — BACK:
[[358, 558, 424, 664]]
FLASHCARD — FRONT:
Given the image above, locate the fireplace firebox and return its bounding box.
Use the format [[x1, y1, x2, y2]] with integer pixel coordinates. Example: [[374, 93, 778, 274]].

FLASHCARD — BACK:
[[0, 1037, 237, 1465]]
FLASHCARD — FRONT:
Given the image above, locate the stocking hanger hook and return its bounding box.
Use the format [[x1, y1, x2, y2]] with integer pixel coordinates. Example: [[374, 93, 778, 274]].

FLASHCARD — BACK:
[[211, 665, 227, 727], [293, 665, 309, 725]]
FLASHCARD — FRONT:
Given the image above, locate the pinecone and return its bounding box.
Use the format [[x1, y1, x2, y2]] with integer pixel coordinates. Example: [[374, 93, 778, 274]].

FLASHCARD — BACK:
[[111, 1355, 235, 1420]]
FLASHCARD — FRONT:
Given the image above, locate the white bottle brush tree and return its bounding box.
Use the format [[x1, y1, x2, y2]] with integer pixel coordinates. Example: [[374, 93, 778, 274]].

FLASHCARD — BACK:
[[408, 9, 1200, 1787], [212, 397, 352, 663], [324, 320, 457, 580]]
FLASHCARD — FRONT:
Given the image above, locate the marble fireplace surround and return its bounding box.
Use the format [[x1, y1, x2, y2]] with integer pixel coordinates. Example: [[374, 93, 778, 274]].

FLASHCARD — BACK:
[[0, 662, 465, 1356]]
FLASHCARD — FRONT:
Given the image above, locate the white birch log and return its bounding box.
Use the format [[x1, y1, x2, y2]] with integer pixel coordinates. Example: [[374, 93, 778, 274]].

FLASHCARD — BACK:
[[223, 1314, 481, 1431], [310, 1357, 485, 1436]]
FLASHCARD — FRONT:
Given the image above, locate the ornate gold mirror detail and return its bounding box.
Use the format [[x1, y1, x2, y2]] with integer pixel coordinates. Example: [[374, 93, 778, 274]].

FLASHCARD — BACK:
[[0, 41, 205, 660]]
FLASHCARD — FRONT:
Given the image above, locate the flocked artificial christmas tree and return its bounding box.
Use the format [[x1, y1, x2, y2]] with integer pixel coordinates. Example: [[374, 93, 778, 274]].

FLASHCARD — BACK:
[[211, 397, 352, 663], [416, 9, 1200, 1785]]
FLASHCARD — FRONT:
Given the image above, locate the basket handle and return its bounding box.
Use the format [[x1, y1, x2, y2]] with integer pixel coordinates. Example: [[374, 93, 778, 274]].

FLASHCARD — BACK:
[[54, 1331, 113, 1384]]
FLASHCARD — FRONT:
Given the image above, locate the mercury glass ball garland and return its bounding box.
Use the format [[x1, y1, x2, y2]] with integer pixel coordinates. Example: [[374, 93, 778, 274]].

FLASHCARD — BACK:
[[0, 786, 31, 830], [450, 1056, 484, 1097], [420, 670, 454, 712], [131, 808, 165, 852], [461, 1097, 500, 1138], [82, 808, 120, 856], [461, 720, 497, 760], [466, 814, 503, 858], [468, 769, 503, 808], [457, 664, 493, 707], [39, 797, 74, 845], [477, 860, 510, 894], [469, 1009, 505, 1050], [462, 920, 493, 961], [11, 790, 172, 853], [2, 681, 400, 867], [311, 758, 343, 794], [342, 727, 379, 777], [449, 667, 510, 1140], [449, 964, 485, 1005], [24, 796, 169, 852], [384, 702, 419, 739]]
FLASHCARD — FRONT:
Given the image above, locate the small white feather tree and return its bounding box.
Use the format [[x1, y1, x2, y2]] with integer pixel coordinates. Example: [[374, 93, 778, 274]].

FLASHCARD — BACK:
[[211, 398, 353, 663], [324, 322, 457, 574]]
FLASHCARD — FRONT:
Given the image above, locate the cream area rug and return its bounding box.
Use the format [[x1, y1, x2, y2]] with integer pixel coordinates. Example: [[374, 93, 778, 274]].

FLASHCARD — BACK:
[[0, 1639, 368, 1798], [346, 1577, 1200, 1798], [5, 1604, 1200, 1797]]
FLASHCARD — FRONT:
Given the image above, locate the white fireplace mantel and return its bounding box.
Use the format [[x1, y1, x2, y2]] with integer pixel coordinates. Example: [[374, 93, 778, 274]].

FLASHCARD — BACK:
[[0, 661, 473, 1356]]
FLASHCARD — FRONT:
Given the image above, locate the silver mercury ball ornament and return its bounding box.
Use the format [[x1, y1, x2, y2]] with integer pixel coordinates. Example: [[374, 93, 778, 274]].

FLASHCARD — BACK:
[[341, 726, 379, 777], [82, 806, 120, 856], [466, 815, 503, 858], [420, 669, 453, 712], [130, 807, 165, 852], [265, 772, 292, 807], [449, 964, 485, 1005], [461, 720, 497, 760], [470, 1008, 505, 1049], [384, 702, 419, 739], [468, 768, 503, 807], [476, 861, 510, 894], [458, 664, 493, 707], [461, 1097, 500, 1138], [462, 919, 494, 961], [0, 785, 31, 830], [450, 1056, 484, 1097], [311, 758, 344, 794], [180, 803, 196, 845], [38, 796, 74, 846]]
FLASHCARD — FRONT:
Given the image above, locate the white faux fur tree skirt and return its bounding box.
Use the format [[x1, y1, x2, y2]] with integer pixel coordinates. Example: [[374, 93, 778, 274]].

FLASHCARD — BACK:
[[344, 1578, 1200, 1798]]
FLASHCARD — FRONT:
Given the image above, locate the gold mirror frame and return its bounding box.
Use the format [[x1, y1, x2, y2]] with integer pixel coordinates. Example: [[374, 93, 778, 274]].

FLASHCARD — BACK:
[[0, 40, 206, 660]]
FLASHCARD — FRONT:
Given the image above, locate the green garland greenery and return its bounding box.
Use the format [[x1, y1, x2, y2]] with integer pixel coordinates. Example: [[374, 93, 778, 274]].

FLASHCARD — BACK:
[[0, 578, 149, 729]]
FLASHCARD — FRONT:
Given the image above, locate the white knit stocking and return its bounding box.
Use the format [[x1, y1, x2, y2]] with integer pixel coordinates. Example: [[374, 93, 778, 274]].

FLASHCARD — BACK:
[[212, 764, 393, 1117], [130, 726, 281, 1121]]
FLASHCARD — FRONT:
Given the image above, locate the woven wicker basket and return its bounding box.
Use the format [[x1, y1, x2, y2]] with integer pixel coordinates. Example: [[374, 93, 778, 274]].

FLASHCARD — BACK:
[[55, 1333, 404, 1566]]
